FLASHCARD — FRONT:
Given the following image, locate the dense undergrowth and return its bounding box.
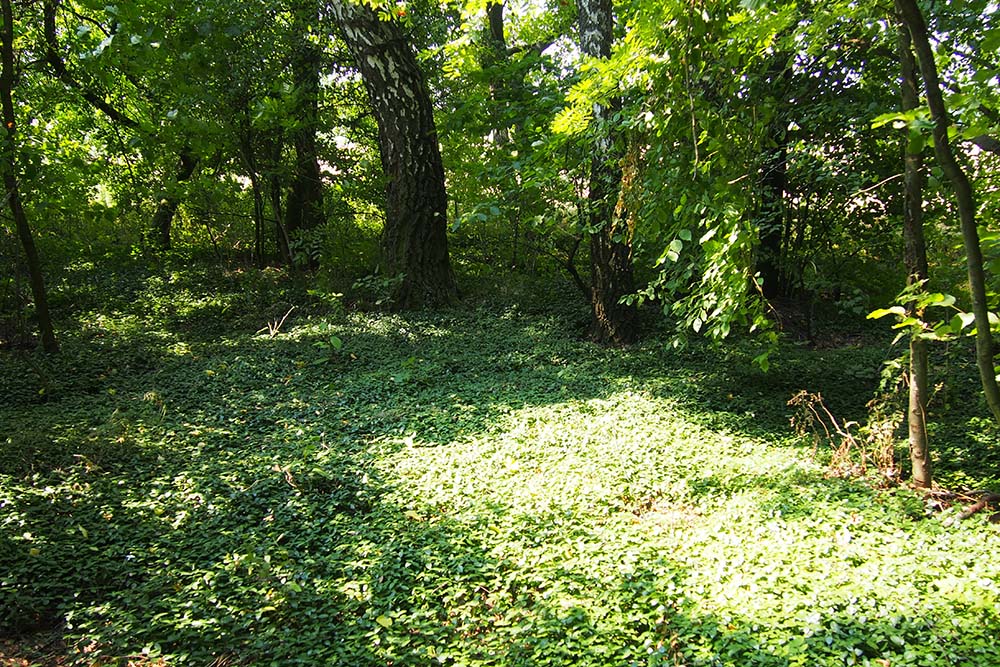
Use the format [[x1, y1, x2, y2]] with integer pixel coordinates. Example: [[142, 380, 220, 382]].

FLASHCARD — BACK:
[[2, 259, 999, 666]]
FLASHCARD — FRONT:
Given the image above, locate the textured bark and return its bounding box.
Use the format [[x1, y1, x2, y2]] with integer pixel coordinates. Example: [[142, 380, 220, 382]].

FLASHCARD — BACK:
[[284, 0, 325, 266], [329, 1, 457, 308], [2, 0, 57, 352], [578, 0, 637, 345], [898, 18, 931, 488], [896, 0, 1000, 423]]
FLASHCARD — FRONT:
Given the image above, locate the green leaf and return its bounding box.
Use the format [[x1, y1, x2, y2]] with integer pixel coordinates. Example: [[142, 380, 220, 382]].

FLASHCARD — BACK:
[[920, 292, 955, 309], [868, 306, 906, 320], [871, 111, 910, 129], [891, 316, 921, 329], [951, 312, 976, 332], [752, 351, 770, 372]]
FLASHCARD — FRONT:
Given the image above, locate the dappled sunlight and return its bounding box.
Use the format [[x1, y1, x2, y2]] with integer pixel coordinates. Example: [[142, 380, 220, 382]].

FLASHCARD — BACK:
[[4, 264, 1000, 665], [4, 0, 1000, 659]]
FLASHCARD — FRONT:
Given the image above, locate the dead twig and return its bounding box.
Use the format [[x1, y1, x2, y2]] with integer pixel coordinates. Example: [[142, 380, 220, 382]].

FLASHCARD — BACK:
[[256, 305, 295, 338]]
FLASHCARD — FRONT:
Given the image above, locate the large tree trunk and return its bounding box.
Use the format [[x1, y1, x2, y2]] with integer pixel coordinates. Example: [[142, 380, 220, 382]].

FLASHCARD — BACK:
[[283, 0, 325, 266], [2, 0, 57, 352], [896, 0, 1000, 422], [578, 0, 637, 345], [329, 0, 457, 308], [898, 17, 931, 488]]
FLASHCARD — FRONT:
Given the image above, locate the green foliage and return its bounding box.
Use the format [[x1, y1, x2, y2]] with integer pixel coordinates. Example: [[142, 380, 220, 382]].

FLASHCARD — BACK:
[[309, 321, 345, 362], [351, 271, 406, 308], [868, 281, 1000, 345], [4, 0, 1000, 660], [2, 263, 999, 664]]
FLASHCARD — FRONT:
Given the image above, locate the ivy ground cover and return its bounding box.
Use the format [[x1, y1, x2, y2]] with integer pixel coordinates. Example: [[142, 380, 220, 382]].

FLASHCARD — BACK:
[[2, 264, 999, 666]]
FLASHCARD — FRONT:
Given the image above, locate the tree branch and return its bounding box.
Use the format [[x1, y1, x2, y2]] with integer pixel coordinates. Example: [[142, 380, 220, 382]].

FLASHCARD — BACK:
[[42, 0, 139, 129]]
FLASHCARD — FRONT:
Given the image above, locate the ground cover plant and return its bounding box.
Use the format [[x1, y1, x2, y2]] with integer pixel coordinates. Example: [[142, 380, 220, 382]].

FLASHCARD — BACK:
[[2, 261, 999, 666]]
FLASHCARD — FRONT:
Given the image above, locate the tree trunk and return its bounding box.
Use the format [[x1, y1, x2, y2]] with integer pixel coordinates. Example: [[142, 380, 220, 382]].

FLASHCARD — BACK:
[[898, 17, 931, 487], [258, 129, 290, 263], [150, 149, 198, 251], [896, 0, 1000, 422], [578, 0, 637, 345], [45, 0, 192, 253], [482, 2, 520, 267], [484, 2, 511, 145], [2, 0, 57, 352], [758, 129, 788, 299], [284, 0, 325, 267], [487, 3, 506, 58], [757, 58, 792, 300], [329, 0, 457, 308]]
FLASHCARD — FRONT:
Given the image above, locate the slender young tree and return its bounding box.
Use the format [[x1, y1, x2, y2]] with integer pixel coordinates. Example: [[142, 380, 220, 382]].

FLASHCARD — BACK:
[[328, 0, 457, 308], [484, 1, 509, 136], [896, 0, 1000, 422], [578, 0, 637, 345], [898, 15, 931, 487], [1, 0, 57, 352]]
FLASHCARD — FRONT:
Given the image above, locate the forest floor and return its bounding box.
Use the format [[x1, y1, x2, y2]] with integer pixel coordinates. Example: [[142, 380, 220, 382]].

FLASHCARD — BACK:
[[2, 260, 999, 666]]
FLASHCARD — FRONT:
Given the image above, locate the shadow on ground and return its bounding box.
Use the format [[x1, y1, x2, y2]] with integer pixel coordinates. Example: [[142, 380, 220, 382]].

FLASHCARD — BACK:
[[3, 263, 999, 664]]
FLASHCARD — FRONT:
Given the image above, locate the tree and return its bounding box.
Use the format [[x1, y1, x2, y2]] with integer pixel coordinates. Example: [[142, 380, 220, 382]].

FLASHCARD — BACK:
[[150, 148, 199, 251], [328, 0, 457, 308], [897, 13, 931, 487], [756, 56, 792, 300], [2, 0, 57, 352], [896, 0, 1000, 422], [41, 0, 200, 252], [283, 0, 325, 266], [578, 0, 637, 345]]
